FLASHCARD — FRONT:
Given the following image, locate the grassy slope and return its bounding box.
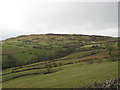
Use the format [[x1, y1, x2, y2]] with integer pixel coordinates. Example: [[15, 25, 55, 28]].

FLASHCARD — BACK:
[[2, 34, 118, 88], [2, 34, 116, 68], [3, 61, 118, 88], [2, 50, 108, 74]]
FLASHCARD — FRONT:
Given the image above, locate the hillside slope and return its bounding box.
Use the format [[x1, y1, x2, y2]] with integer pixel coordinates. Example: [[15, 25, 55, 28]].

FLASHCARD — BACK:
[[2, 34, 119, 88], [2, 34, 117, 69]]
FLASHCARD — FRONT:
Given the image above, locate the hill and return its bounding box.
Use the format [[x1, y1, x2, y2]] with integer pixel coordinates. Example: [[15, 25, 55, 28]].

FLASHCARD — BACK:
[[2, 34, 119, 88], [2, 34, 117, 69]]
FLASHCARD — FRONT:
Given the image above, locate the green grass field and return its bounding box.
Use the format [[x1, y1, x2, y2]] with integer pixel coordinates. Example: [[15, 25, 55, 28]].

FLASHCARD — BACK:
[[2, 34, 118, 88], [2, 61, 118, 88]]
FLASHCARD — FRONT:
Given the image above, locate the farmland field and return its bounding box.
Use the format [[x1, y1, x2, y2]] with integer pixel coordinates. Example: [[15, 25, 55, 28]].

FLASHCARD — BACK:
[[2, 61, 118, 88], [1, 34, 119, 88]]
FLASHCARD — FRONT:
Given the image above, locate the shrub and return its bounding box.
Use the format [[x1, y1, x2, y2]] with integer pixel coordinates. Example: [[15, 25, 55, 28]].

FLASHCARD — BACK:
[[86, 60, 94, 64], [58, 62, 63, 66], [45, 63, 52, 73], [53, 63, 59, 67], [96, 59, 103, 63]]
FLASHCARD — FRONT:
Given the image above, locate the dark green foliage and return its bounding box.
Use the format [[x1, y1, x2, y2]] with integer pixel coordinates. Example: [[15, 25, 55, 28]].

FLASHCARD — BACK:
[[53, 63, 59, 67], [92, 45, 103, 49], [96, 59, 103, 63], [2, 34, 118, 69], [58, 62, 63, 66], [7, 55, 17, 68], [45, 63, 53, 73], [35, 47, 76, 62], [33, 46, 42, 49], [76, 47, 93, 52], [108, 54, 119, 62], [105, 42, 118, 62], [91, 36, 98, 41], [86, 60, 94, 64]]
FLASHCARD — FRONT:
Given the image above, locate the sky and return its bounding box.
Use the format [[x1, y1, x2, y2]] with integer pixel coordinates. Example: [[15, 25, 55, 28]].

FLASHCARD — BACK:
[[0, 0, 118, 40]]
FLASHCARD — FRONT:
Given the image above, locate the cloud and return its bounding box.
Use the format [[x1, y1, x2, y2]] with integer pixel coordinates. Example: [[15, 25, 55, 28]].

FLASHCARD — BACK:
[[0, 1, 118, 40]]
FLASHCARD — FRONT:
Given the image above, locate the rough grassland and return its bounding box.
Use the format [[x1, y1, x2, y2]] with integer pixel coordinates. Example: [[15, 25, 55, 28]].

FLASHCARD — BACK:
[[3, 61, 118, 88]]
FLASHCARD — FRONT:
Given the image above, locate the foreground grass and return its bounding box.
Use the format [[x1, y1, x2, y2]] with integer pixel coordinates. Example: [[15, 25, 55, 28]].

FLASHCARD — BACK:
[[2, 68, 46, 82], [3, 61, 118, 88]]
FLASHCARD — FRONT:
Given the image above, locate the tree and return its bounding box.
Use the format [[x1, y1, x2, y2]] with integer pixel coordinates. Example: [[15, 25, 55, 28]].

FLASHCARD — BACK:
[[45, 63, 53, 73], [105, 42, 118, 62], [7, 54, 17, 68]]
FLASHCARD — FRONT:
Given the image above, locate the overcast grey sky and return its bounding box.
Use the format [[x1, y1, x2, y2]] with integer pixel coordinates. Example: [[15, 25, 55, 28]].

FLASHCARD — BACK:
[[0, 0, 118, 40]]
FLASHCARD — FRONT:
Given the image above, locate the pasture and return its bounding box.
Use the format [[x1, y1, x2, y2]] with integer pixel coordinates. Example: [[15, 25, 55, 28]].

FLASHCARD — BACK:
[[2, 61, 118, 88], [2, 34, 119, 88]]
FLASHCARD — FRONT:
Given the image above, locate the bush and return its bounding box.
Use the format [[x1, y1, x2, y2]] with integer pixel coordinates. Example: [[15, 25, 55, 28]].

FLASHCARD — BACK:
[[96, 59, 103, 63], [53, 63, 59, 67], [59, 62, 63, 66], [45, 63, 52, 73], [86, 60, 94, 64]]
